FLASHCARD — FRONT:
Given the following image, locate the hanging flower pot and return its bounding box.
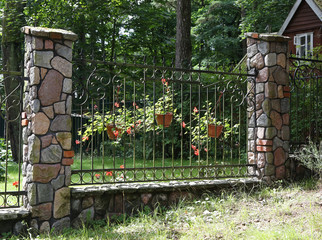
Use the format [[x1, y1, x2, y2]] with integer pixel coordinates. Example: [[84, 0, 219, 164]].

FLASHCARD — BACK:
[[208, 124, 223, 138], [155, 113, 173, 127], [106, 124, 122, 140]]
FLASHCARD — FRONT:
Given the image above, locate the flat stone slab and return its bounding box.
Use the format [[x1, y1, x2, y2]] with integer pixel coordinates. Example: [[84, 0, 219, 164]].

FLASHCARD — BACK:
[[0, 208, 30, 221], [22, 26, 78, 41], [71, 178, 261, 197], [244, 32, 290, 42]]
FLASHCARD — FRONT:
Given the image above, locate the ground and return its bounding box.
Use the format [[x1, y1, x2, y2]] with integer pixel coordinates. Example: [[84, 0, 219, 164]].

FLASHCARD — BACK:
[[6, 178, 322, 239]]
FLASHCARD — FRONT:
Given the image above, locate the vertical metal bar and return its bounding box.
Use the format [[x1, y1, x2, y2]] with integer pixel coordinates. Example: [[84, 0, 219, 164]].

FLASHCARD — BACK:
[[162, 79, 165, 169], [80, 105, 83, 183], [171, 79, 174, 170], [238, 105, 241, 164], [317, 68, 320, 141], [16, 78, 23, 206], [198, 78, 201, 166], [112, 84, 116, 183], [296, 82, 299, 147], [102, 100, 105, 175], [230, 97, 233, 164], [123, 77, 126, 180], [214, 88, 217, 164], [309, 74, 312, 140], [4, 114, 9, 207], [133, 80, 136, 179], [189, 72, 192, 177], [206, 88, 209, 165], [222, 92, 225, 163], [91, 99, 94, 184], [153, 74, 156, 169], [180, 73, 183, 167], [143, 68, 146, 178]]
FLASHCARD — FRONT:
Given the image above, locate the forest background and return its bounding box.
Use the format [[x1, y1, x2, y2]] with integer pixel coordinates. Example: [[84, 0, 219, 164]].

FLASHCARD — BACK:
[[0, 0, 296, 161]]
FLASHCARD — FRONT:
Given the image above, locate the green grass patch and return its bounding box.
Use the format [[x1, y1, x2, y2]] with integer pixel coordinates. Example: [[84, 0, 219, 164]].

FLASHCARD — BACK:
[[5, 178, 321, 239], [71, 155, 249, 184]]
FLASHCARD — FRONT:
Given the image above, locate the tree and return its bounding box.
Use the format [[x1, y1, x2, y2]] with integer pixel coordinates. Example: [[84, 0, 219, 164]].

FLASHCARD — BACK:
[[192, 0, 242, 65], [237, 0, 296, 36], [175, 0, 192, 68], [1, 0, 25, 162]]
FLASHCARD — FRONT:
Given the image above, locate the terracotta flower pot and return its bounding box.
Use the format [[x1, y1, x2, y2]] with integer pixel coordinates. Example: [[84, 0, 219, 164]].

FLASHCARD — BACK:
[[155, 113, 173, 127], [106, 124, 121, 140], [208, 124, 223, 138]]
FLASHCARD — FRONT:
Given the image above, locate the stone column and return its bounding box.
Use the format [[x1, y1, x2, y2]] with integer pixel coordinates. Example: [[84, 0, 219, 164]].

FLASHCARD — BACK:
[[246, 33, 291, 183], [21, 26, 77, 232]]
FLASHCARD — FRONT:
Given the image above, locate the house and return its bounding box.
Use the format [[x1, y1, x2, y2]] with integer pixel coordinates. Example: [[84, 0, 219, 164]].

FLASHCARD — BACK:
[[278, 0, 322, 58]]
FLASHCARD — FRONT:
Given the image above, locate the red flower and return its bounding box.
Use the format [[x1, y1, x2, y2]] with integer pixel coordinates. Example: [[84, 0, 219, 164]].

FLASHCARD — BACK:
[[161, 78, 167, 85], [182, 121, 186, 128], [95, 173, 100, 179], [82, 136, 89, 141], [191, 144, 196, 151], [94, 104, 98, 110], [114, 102, 120, 108], [126, 127, 131, 134], [138, 120, 141, 124], [194, 149, 199, 156], [13, 181, 19, 188], [120, 165, 124, 169], [204, 148, 208, 152], [193, 107, 198, 113], [113, 130, 119, 138], [75, 140, 81, 144], [106, 171, 113, 176]]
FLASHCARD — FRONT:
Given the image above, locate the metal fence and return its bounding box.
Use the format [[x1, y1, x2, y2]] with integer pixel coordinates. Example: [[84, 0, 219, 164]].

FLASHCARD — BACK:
[[289, 57, 321, 152], [0, 71, 25, 208], [71, 57, 257, 185]]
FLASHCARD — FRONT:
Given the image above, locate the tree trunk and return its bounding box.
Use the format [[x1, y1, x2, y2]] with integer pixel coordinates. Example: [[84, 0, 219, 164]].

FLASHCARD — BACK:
[[175, 0, 192, 69], [2, 0, 25, 163]]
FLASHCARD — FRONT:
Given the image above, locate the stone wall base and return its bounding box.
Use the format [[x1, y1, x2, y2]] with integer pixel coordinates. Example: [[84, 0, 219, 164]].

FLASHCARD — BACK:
[[0, 208, 30, 237], [1, 179, 260, 236], [70, 179, 260, 227]]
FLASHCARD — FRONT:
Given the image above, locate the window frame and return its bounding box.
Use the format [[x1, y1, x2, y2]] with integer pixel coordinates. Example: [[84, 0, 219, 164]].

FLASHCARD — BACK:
[[294, 32, 314, 58]]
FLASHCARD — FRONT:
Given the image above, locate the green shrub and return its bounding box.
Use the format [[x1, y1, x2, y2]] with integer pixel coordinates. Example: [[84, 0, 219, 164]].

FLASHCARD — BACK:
[[294, 140, 322, 178], [0, 138, 13, 180]]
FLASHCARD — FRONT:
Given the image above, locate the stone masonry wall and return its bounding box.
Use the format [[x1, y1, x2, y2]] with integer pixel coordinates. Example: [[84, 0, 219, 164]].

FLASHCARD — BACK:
[[246, 33, 291, 183], [70, 179, 259, 227], [21, 26, 77, 233]]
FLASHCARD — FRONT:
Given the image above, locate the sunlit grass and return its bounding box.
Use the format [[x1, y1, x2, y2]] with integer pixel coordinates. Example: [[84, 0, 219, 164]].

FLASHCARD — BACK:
[[5, 178, 321, 239], [0, 161, 22, 192], [71, 154, 249, 184]]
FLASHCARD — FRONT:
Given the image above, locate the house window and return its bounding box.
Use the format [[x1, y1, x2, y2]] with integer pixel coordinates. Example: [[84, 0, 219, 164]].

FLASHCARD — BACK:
[[294, 32, 313, 58]]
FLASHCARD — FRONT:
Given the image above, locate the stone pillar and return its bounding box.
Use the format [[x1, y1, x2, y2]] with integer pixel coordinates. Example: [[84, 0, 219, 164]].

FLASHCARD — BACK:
[[246, 33, 290, 183], [21, 26, 77, 232]]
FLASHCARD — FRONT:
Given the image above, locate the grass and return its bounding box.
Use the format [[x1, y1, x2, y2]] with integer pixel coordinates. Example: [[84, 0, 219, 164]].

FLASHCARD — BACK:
[[5, 178, 322, 240], [0, 161, 22, 192], [0, 155, 248, 192], [71, 155, 249, 184]]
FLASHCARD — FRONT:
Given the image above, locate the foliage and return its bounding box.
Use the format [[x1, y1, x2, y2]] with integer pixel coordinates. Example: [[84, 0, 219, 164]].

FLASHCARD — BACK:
[[188, 101, 239, 155], [236, 0, 296, 37], [289, 57, 321, 146], [192, 0, 242, 65], [80, 105, 138, 142], [294, 140, 322, 177], [154, 79, 174, 114], [0, 138, 12, 180], [0, 162, 4, 180], [78, 78, 183, 147]]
